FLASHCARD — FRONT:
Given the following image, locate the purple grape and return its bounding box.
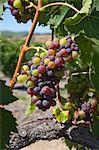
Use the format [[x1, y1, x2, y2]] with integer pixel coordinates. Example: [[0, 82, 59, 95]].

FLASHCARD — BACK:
[[49, 56, 55, 61], [66, 48, 72, 53], [65, 43, 71, 48], [33, 87, 41, 95], [35, 100, 42, 109], [28, 60, 32, 66], [67, 38, 72, 44], [73, 46, 78, 51], [38, 79, 43, 83], [49, 100, 56, 106], [31, 76, 38, 83], [12, 9, 19, 16], [38, 82, 45, 88], [27, 88, 34, 96], [30, 65, 37, 71], [42, 100, 50, 109], [47, 70, 54, 77]]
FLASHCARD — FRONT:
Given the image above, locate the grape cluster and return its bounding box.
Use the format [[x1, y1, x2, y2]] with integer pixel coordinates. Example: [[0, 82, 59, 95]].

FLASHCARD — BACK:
[[78, 98, 97, 123], [8, 0, 35, 23], [17, 36, 79, 111]]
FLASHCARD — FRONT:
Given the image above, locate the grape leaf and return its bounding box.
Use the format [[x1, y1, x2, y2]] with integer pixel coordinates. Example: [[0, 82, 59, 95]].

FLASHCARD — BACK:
[[92, 112, 99, 137], [48, 6, 69, 28], [81, 0, 92, 13], [0, 0, 7, 19], [92, 0, 99, 11], [64, 0, 92, 26], [56, 111, 70, 123], [0, 109, 17, 149], [0, 5, 4, 19], [75, 34, 94, 64], [65, 11, 99, 39], [0, 80, 17, 104], [25, 102, 36, 116]]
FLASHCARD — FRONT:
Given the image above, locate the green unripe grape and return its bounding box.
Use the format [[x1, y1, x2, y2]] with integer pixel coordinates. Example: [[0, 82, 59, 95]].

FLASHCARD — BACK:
[[40, 52, 47, 58], [26, 80, 35, 88], [17, 74, 28, 83], [45, 41, 52, 48], [64, 102, 72, 110], [60, 37, 67, 46], [25, 0, 29, 3], [72, 51, 79, 59], [32, 69, 39, 76], [44, 58, 50, 65], [32, 57, 41, 65], [22, 65, 29, 71], [13, 0, 22, 9]]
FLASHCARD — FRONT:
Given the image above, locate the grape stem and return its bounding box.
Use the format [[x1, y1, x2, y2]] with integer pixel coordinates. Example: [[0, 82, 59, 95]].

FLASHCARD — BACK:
[[10, 0, 42, 89], [0, 105, 5, 109], [28, 46, 48, 54], [26, 2, 37, 10], [57, 84, 63, 111], [38, 2, 80, 13]]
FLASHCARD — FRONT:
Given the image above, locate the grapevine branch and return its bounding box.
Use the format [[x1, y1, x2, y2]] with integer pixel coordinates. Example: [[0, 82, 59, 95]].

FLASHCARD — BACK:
[[10, 0, 42, 89]]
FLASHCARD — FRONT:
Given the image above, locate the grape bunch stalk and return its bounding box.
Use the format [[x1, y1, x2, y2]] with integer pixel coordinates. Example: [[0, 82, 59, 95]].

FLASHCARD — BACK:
[[17, 36, 79, 111]]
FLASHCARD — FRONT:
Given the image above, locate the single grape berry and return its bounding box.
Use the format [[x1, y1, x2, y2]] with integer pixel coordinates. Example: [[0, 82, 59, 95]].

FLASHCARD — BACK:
[[17, 74, 28, 83], [32, 69, 39, 76], [38, 65, 46, 74], [32, 57, 41, 65], [60, 37, 67, 46], [42, 100, 50, 109], [44, 58, 50, 65], [48, 49, 56, 56], [48, 61, 56, 69], [41, 86, 52, 96]]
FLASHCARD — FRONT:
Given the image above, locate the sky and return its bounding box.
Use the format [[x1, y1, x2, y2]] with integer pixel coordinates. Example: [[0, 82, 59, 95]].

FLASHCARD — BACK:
[[0, 8, 51, 33]]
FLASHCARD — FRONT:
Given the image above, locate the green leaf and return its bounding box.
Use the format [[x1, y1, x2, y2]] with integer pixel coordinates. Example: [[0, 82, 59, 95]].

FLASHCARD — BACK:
[[0, 0, 7, 4], [0, 109, 17, 149], [25, 102, 36, 116], [48, 6, 69, 28], [65, 0, 92, 26], [60, 88, 68, 99], [90, 44, 99, 93], [92, 112, 99, 137], [53, 107, 61, 116], [81, 0, 92, 13], [0, 5, 4, 18], [56, 111, 70, 123], [0, 80, 17, 104], [65, 13, 86, 26], [92, 0, 99, 11], [75, 34, 94, 64], [66, 11, 99, 39]]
